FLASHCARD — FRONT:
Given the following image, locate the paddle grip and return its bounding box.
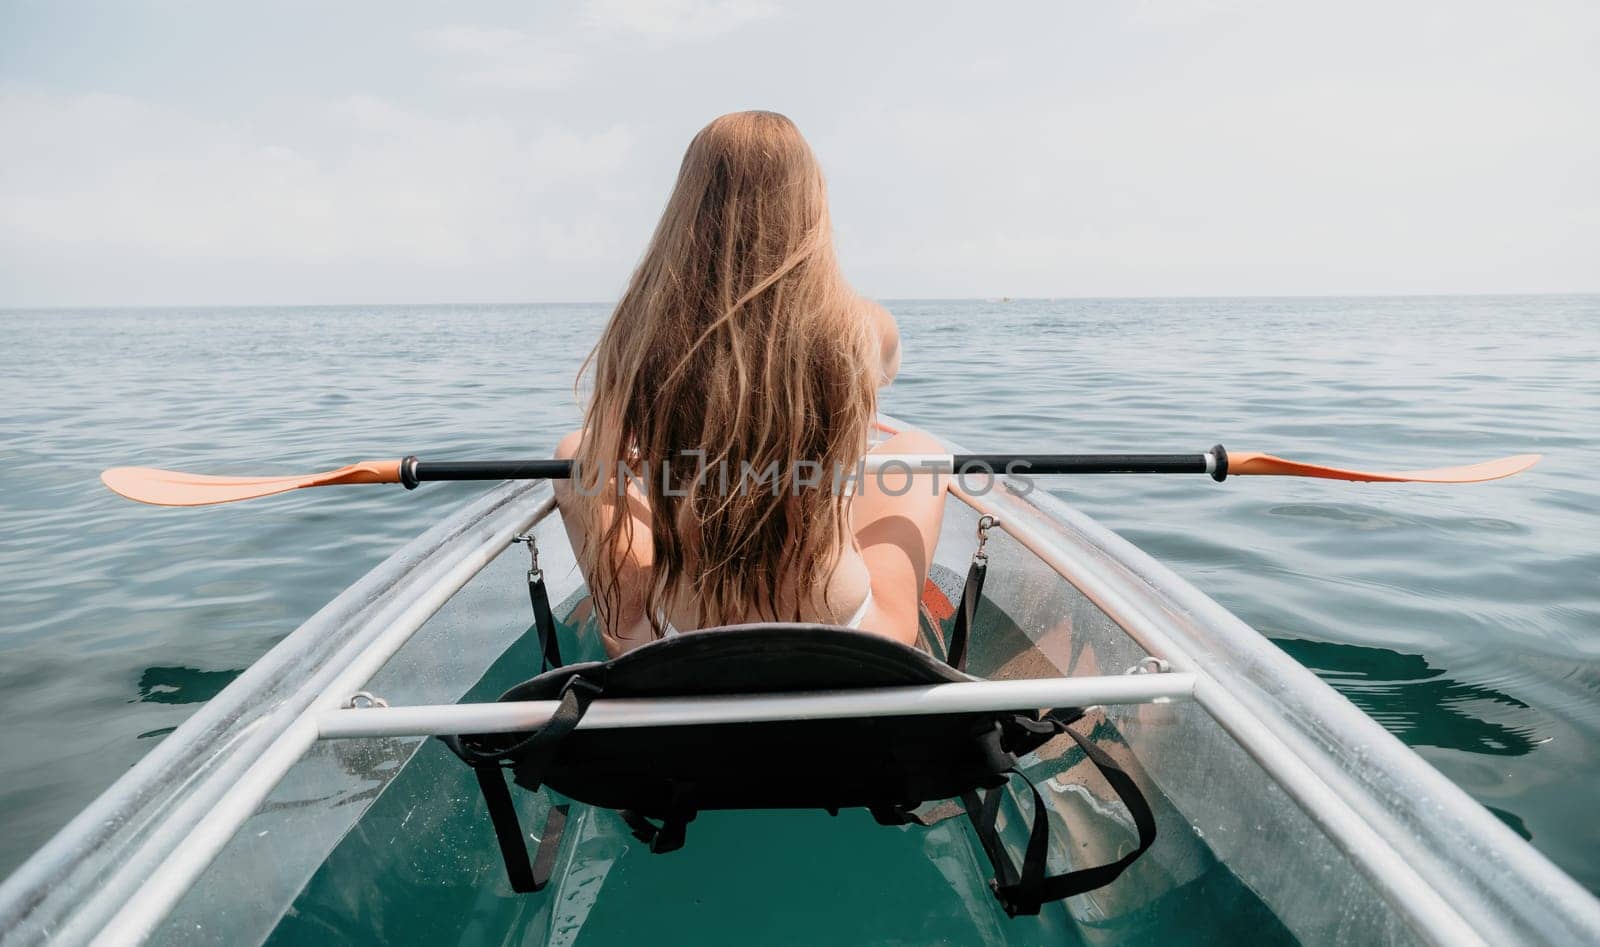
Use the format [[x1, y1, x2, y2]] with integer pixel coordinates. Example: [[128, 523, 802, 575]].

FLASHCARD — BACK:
[[1210, 445, 1228, 482]]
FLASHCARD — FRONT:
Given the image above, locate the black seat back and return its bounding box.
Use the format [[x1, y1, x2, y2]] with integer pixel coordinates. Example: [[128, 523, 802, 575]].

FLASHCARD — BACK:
[[458, 625, 1031, 813], [444, 624, 1154, 916]]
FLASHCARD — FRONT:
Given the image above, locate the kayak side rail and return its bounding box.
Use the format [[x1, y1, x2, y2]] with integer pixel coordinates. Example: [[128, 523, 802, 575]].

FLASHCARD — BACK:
[[316, 674, 1199, 739], [944, 482, 1487, 946], [944, 478, 1600, 946], [1, 485, 561, 947]]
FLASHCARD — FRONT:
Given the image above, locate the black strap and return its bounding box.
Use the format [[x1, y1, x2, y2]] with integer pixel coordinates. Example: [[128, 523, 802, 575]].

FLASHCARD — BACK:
[[471, 767, 571, 894], [454, 676, 601, 892], [963, 788, 1022, 889], [472, 763, 540, 892], [508, 676, 603, 791], [618, 782, 695, 853], [620, 809, 659, 843], [528, 570, 563, 671], [530, 804, 570, 887], [978, 720, 1158, 916], [999, 706, 1086, 758], [947, 557, 987, 672], [619, 809, 692, 853]]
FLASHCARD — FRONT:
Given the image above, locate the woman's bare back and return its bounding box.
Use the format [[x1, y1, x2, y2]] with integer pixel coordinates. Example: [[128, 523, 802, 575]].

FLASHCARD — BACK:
[[553, 427, 945, 657]]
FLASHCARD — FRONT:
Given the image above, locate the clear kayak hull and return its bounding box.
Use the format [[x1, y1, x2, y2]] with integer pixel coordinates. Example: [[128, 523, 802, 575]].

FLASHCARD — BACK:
[[3, 417, 1598, 945]]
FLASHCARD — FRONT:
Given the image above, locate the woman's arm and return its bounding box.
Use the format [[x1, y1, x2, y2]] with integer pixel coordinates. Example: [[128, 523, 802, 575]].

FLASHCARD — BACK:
[[553, 429, 653, 658]]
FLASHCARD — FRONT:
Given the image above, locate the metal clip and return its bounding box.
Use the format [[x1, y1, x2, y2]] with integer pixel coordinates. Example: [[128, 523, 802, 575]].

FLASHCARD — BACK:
[[513, 532, 542, 580], [346, 691, 388, 709], [1125, 656, 1171, 675], [974, 514, 1000, 562]]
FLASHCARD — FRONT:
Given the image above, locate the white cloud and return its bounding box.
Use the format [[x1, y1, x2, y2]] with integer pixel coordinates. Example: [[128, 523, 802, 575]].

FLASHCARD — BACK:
[[418, 1, 779, 92], [0, 87, 637, 275], [422, 24, 534, 55], [418, 25, 583, 89], [416, 23, 585, 89], [582, 0, 779, 38], [1129, 0, 1264, 27], [2, 0, 1597, 304]]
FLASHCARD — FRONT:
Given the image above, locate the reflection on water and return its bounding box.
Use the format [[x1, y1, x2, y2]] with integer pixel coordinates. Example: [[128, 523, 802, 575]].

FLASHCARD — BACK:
[[1485, 806, 1534, 842], [134, 665, 243, 705], [1273, 638, 1541, 757]]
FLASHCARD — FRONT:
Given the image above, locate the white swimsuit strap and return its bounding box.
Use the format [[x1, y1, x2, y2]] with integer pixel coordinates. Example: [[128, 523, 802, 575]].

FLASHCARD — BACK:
[[657, 588, 873, 638], [840, 588, 874, 628]]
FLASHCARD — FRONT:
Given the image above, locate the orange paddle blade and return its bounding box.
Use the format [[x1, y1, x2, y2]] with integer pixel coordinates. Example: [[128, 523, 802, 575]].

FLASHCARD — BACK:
[[101, 460, 404, 507], [1227, 452, 1541, 483]]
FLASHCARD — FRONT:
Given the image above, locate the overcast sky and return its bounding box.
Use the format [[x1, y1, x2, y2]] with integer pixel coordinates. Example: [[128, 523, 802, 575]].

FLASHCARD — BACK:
[[2, 0, 1596, 306]]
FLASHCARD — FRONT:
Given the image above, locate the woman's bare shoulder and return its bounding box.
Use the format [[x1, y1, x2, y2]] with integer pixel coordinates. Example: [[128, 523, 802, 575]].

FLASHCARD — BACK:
[[551, 429, 584, 507], [856, 297, 900, 384], [551, 428, 654, 563], [551, 428, 654, 653]]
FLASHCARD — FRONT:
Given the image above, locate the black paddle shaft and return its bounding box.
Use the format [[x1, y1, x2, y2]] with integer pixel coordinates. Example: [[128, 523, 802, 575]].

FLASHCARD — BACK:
[[402, 447, 1230, 487], [953, 453, 1217, 477], [409, 459, 574, 483]]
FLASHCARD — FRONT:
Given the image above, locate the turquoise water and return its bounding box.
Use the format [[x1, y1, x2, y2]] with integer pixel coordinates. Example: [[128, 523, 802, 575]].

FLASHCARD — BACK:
[[1, 296, 1596, 903]]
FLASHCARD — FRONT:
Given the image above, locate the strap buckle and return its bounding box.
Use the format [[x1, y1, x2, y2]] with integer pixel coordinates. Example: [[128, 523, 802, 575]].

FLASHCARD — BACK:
[[974, 514, 999, 562], [513, 532, 542, 580], [561, 674, 605, 703]]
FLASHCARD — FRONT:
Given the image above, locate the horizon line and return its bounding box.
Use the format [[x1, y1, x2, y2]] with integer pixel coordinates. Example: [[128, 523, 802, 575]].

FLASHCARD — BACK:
[[3, 290, 1599, 313]]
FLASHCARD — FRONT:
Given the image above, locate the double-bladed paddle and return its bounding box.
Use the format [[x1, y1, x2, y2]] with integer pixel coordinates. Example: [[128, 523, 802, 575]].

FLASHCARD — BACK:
[[100, 448, 1542, 507]]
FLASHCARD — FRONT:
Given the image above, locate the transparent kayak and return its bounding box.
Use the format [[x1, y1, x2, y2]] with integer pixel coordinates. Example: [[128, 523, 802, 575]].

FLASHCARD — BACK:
[[3, 418, 1598, 946]]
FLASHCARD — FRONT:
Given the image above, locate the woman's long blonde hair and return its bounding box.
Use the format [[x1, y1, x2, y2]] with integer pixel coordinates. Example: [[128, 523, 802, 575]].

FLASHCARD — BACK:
[[573, 110, 879, 635]]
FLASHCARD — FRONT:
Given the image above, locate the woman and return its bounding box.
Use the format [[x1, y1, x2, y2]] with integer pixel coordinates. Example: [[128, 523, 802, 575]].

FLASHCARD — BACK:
[[554, 110, 944, 657]]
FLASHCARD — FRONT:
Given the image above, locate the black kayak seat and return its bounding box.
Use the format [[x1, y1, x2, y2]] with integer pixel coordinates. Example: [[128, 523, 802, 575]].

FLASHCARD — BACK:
[[442, 624, 1155, 917]]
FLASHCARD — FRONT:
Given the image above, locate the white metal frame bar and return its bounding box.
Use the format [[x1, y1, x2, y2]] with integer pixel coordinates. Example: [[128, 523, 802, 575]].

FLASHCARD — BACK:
[[317, 674, 1197, 739]]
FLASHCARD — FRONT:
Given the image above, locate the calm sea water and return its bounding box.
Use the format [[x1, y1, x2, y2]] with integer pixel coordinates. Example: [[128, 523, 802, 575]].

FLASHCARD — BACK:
[[1, 297, 1596, 901]]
